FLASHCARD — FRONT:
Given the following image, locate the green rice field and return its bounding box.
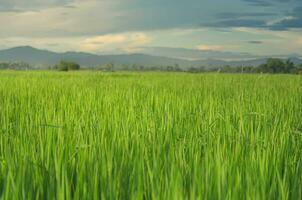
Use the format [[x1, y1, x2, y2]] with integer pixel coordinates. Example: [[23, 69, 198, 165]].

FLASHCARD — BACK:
[[0, 71, 302, 199]]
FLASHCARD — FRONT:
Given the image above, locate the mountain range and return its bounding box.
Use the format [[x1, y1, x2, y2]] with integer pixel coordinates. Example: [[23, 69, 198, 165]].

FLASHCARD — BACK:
[[0, 46, 301, 69]]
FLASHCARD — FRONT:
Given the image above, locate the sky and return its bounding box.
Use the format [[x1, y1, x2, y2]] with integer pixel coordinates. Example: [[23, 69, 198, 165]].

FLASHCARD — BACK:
[[0, 0, 302, 58]]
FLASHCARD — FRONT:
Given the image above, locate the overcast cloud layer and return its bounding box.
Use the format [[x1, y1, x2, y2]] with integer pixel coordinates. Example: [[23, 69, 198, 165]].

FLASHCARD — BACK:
[[0, 0, 301, 57]]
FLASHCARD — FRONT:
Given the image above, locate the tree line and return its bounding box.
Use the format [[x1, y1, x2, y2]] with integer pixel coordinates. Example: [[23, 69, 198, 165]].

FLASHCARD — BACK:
[[0, 62, 31, 70], [202, 58, 302, 74], [90, 58, 302, 74], [53, 60, 81, 71], [1, 58, 302, 74]]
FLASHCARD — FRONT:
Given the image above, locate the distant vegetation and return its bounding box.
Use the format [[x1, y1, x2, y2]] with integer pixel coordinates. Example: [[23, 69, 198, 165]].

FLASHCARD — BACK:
[[0, 62, 31, 70], [86, 58, 302, 74], [184, 58, 302, 74], [1, 58, 302, 74], [53, 60, 81, 71]]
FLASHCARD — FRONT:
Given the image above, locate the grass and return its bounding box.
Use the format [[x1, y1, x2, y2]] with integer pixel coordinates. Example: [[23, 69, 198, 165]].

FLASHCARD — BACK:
[[0, 71, 302, 199]]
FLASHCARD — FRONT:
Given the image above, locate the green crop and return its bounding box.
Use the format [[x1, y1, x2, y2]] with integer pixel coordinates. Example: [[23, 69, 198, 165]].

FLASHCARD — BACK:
[[0, 71, 301, 199]]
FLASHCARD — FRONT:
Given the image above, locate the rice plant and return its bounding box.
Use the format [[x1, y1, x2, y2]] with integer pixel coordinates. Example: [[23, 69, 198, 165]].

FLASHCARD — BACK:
[[0, 71, 301, 199]]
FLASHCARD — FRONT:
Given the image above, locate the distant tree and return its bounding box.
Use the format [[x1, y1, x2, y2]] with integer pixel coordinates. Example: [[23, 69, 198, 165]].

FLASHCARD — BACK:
[[139, 65, 145, 71], [284, 59, 295, 73], [106, 63, 114, 71], [256, 63, 272, 73], [221, 65, 233, 73], [166, 66, 174, 71], [295, 64, 302, 75], [0, 62, 31, 70], [150, 66, 160, 71], [57, 64, 68, 71], [187, 67, 199, 73], [121, 64, 129, 71], [267, 58, 287, 73], [132, 64, 140, 71], [0, 63, 8, 69], [68, 62, 80, 70], [255, 58, 287, 73], [198, 66, 206, 72], [242, 66, 254, 73], [56, 60, 80, 71], [173, 64, 183, 72]]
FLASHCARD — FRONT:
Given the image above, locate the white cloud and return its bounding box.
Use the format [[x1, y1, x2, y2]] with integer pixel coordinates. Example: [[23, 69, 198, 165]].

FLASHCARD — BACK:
[[195, 43, 242, 52], [196, 44, 224, 51], [266, 16, 295, 26], [0, 0, 73, 11], [81, 32, 151, 51], [298, 38, 302, 45], [0, 1, 121, 37]]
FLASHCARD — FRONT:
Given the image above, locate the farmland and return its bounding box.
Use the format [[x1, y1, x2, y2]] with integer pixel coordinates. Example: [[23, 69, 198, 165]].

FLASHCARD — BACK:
[[0, 71, 302, 199]]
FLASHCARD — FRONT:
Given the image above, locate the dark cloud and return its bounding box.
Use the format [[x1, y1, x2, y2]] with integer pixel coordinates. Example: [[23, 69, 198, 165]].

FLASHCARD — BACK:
[[207, 1, 302, 30], [270, 6, 302, 30], [0, 0, 301, 37], [203, 19, 267, 28], [248, 41, 264, 44], [242, 0, 293, 7], [216, 12, 276, 19], [242, 0, 272, 7]]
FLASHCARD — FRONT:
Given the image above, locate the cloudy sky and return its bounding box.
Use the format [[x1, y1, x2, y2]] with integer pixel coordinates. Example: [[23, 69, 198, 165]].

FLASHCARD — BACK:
[[0, 0, 302, 58]]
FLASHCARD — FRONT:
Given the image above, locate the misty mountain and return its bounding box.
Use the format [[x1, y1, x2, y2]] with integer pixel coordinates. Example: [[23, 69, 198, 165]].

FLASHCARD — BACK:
[[0, 46, 189, 68], [136, 46, 257, 60], [0, 46, 301, 69]]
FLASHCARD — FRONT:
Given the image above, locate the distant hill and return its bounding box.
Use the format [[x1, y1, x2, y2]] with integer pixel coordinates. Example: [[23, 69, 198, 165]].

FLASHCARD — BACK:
[[0, 46, 190, 69], [191, 58, 269, 67], [0, 46, 301, 69]]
